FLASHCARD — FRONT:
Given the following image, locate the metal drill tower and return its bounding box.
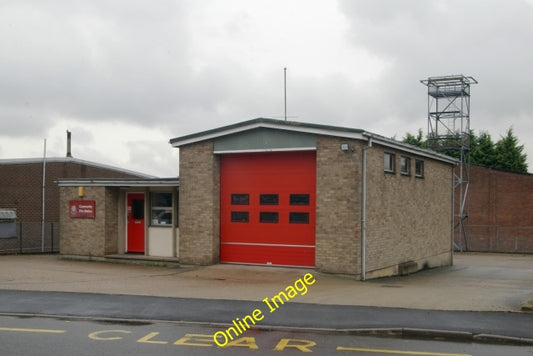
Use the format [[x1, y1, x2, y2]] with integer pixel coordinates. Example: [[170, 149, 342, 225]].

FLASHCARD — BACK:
[[421, 75, 477, 251]]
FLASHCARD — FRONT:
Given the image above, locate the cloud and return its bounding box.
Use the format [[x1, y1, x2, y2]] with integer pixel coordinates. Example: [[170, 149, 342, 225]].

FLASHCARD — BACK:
[[0, 0, 532, 174], [0, 1, 192, 126], [339, 0, 533, 119], [336, 0, 533, 162]]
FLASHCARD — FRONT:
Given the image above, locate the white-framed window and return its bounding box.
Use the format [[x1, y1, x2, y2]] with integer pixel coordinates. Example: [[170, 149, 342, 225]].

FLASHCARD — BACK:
[[400, 156, 411, 176], [384, 152, 395, 173], [415, 159, 424, 178], [151, 192, 173, 226]]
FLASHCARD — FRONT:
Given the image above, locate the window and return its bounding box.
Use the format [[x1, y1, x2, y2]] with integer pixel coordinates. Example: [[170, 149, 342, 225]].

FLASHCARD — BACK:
[[132, 199, 144, 219], [415, 159, 424, 178], [289, 212, 309, 224], [290, 194, 309, 205], [231, 194, 249, 205], [260, 212, 278, 223], [260, 194, 279, 205], [384, 152, 395, 173], [150, 192, 172, 226], [400, 156, 411, 176], [231, 211, 249, 223]]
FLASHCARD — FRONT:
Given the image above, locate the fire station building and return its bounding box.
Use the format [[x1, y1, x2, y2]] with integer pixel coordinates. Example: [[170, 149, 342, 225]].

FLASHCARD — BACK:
[[58, 118, 456, 279], [170, 118, 456, 279]]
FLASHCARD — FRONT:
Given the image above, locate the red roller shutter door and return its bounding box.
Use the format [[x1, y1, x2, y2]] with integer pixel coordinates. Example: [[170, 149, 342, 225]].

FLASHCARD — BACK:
[[220, 151, 316, 267]]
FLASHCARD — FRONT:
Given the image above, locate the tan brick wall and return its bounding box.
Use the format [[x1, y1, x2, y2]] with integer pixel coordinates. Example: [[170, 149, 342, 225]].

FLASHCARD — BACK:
[[365, 145, 453, 276], [104, 188, 119, 255], [315, 136, 362, 274], [178, 141, 220, 264], [59, 186, 107, 256]]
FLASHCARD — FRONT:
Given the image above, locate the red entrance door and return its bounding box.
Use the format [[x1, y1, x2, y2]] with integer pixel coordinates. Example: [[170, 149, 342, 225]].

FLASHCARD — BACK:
[[127, 193, 145, 253]]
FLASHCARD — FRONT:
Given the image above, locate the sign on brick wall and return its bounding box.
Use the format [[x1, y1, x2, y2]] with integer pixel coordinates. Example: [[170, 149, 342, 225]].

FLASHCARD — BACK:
[[69, 200, 96, 219]]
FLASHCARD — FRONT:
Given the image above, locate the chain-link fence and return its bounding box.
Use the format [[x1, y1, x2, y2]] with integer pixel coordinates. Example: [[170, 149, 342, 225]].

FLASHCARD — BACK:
[[0, 222, 59, 254], [463, 225, 533, 253]]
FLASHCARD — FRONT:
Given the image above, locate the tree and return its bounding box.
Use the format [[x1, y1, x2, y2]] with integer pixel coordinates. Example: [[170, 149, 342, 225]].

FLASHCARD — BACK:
[[402, 129, 427, 148], [493, 128, 528, 173], [470, 131, 496, 167], [401, 127, 529, 173]]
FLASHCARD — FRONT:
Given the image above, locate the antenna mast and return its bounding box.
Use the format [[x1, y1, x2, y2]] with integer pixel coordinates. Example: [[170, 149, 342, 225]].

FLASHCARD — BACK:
[[284, 67, 287, 121]]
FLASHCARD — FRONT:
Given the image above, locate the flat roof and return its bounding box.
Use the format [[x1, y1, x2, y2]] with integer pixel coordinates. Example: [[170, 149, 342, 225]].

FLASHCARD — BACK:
[[169, 118, 458, 165], [0, 157, 156, 178]]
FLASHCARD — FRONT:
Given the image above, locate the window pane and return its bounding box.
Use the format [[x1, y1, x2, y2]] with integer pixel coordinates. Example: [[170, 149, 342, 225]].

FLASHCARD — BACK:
[[401, 156, 410, 175], [132, 199, 144, 219], [260, 212, 278, 223], [260, 194, 279, 205], [290, 194, 309, 205], [415, 160, 424, 177], [384, 153, 395, 172], [151, 192, 172, 226], [231, 194, 249, 205], [289, 212, 309, 224], [152, 192, 172, 207], [231, 211, 249, 223], [152, 209, 172, 225]]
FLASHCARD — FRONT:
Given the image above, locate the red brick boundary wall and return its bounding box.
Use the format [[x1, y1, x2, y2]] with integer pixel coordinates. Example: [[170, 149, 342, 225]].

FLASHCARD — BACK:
[[466, 165, 533, 253]]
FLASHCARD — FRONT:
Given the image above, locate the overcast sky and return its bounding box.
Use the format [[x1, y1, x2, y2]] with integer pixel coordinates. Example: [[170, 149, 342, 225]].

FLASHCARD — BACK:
[[1, 0, 532, 176]]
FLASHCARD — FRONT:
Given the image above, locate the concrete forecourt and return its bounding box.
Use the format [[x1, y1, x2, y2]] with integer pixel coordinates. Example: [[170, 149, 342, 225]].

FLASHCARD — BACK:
[[213, 273, 316, 346], [0, 253, 532, 346]]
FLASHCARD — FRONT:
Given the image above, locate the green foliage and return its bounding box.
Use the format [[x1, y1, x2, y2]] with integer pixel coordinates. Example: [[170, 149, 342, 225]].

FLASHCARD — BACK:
[[493, 128, 528, 173], [402, 129, 428, 149], [401, 127, 529, 173], [470, 131, 496, 167]]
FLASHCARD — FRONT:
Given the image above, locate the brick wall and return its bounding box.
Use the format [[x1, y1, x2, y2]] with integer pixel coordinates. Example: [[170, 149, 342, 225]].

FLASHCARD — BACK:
[[365, 145, 453, 277], [104, 188, 120, 254], [0, 159, 146, 223], [467, 166, 533, 253], [178, 141, 220, 264], [59, 186, 107, 256], [315, 136, 362, 274], [59, 186, 121, 256], [0, 162, 46, 222]]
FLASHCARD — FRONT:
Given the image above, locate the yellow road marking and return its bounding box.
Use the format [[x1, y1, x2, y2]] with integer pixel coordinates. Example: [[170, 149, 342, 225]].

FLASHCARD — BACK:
[[0, 327, 66, 334], [336, 346, 471, 356], [88, 330, 131, 340]]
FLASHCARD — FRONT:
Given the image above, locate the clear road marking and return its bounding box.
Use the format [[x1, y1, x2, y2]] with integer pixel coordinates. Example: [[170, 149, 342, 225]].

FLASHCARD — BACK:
[[336, 346, 471, 356], [137, 331, 168, 344], [0, 327, 66, 334], [88, 330, 131, 340], [274, 338, 316, 352]]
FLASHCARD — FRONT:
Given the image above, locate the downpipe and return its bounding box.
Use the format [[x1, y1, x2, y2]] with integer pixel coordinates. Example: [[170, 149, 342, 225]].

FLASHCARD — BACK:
[[361, 135, 372, 281]]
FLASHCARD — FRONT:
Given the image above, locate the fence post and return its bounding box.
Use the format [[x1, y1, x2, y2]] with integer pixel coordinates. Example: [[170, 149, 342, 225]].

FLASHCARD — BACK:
[[18, 222, 22, 254], [51, 223, 54, 253]]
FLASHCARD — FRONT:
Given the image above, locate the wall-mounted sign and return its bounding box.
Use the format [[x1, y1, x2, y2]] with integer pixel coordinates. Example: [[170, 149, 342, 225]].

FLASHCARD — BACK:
[[69, 200, 96, 219]]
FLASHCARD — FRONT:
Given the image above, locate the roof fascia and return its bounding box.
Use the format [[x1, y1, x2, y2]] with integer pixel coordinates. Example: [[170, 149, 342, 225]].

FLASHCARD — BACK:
[[169, 118, 457, 165], [57, 178, 179, 187], [170, 118, 366, 147], [362, 132, 458, 165]]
